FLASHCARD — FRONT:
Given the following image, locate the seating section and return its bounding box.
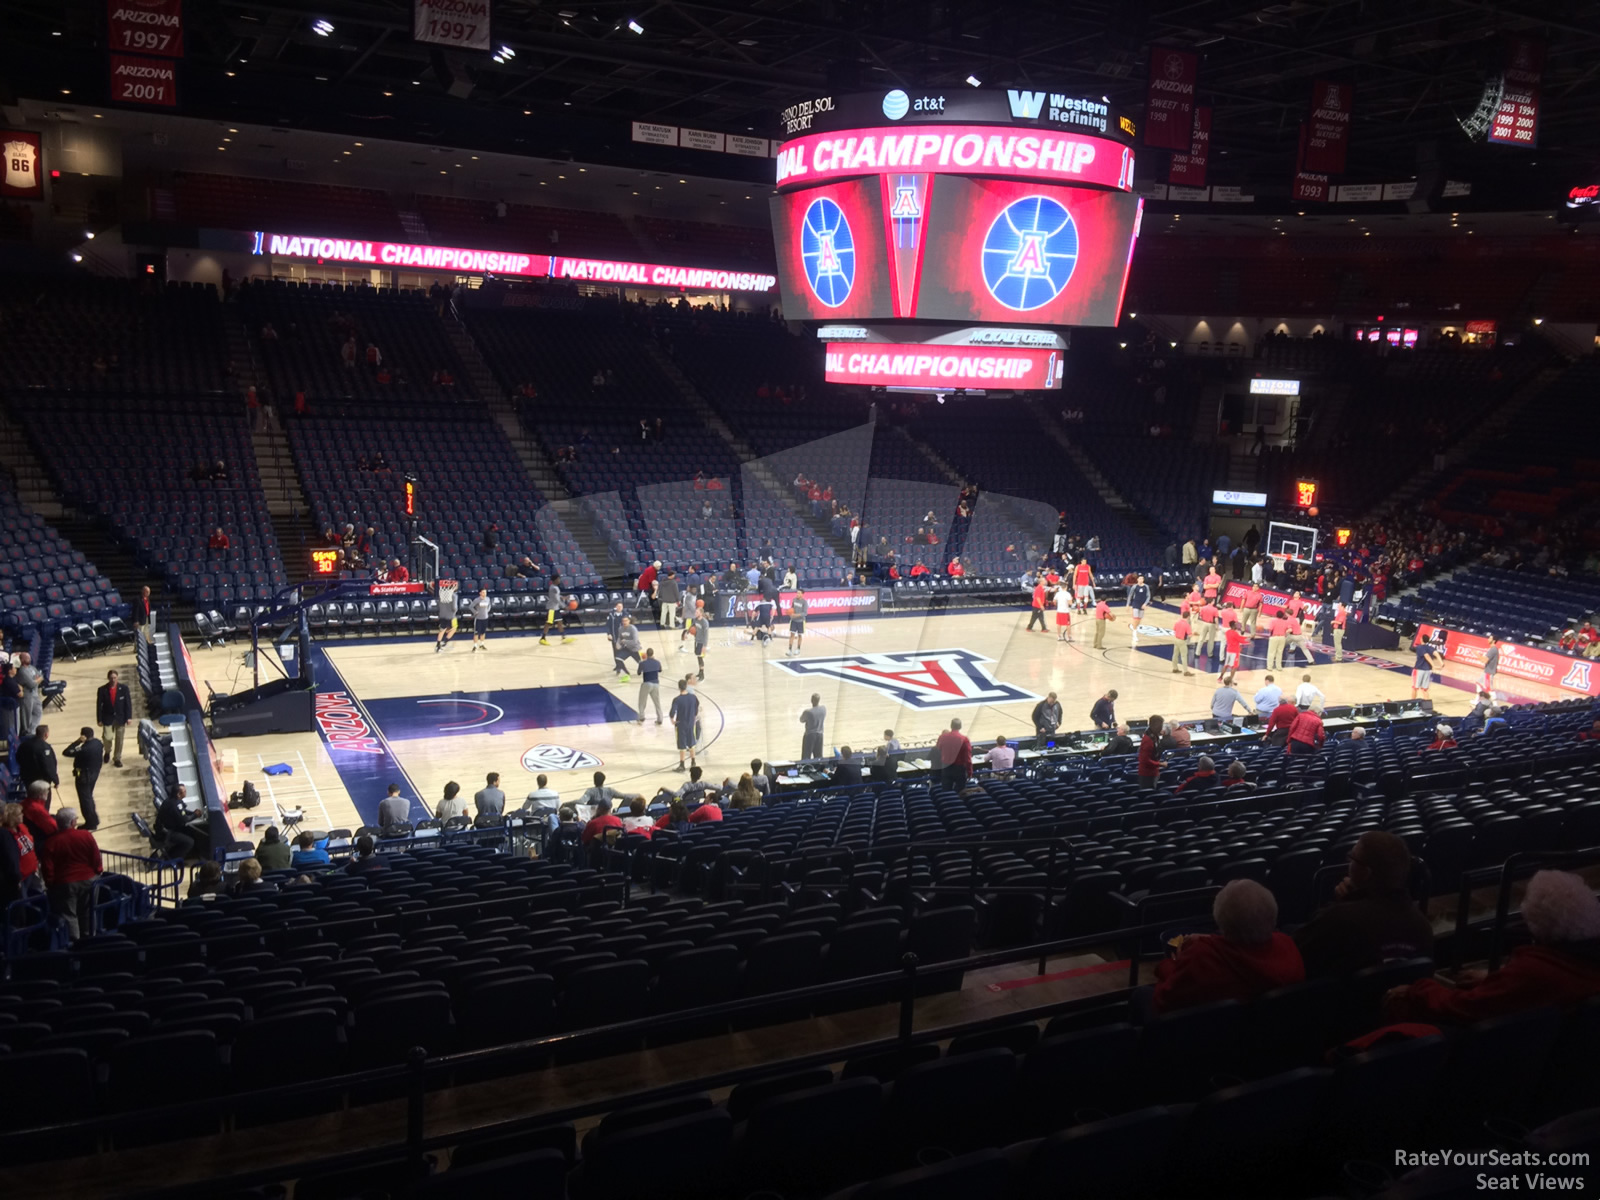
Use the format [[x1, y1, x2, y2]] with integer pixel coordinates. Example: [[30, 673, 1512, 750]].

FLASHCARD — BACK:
[[16, 398, 285, 608], [1381, 565, 1600, 645], [639, 216, 777, 269], [417, 197, 642, 261], [1073, 434, 1229, 545], [0, 277, 227, 394], [286, 413, 601, 589], [170, 173, 407, 242], [0, 484, 126, 642], [238, 278, 475, 402]]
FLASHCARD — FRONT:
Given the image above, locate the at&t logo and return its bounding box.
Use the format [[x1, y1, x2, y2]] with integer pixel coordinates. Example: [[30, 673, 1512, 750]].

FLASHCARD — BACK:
[[801, 196, 856, 307], [981, 195, 1079, 311]]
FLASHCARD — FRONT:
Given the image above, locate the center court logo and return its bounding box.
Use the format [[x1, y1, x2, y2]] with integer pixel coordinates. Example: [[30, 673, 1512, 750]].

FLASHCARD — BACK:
[[801, 196, 856, 307], [981, 195, 1079, 311], [521, 744, 602, 772], [772, 648, 1040, 709]]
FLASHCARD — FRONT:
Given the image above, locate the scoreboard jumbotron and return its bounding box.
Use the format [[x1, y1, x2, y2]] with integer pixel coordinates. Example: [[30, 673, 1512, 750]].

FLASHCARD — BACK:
[[770, 86, 1144, 393]]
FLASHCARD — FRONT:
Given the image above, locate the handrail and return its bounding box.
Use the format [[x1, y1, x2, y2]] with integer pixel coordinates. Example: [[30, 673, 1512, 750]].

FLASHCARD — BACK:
[[1489, 845, 1600, 970], [0, 912, 1183, 1154]]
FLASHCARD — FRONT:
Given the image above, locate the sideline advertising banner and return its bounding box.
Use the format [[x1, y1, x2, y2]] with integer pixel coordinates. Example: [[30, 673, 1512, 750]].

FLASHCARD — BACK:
[[1412, 624, 1600, 698]]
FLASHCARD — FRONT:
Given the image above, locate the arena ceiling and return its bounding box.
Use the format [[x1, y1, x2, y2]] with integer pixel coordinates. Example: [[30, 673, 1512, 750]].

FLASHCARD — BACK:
[[10, 0, 1600, 202]]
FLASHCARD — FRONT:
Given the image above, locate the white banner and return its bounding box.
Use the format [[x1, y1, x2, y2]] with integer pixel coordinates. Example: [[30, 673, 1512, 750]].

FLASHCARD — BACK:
[[1335, 183, 1383, 203], [631, 121, 678, 147], [681, 128, 726, 153], [414, 0, 490, 51], [727, 134, 770, 157]]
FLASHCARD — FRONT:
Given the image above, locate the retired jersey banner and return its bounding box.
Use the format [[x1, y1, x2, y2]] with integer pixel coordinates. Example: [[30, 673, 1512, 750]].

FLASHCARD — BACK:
[[1488, 37, 1543, 147], [1413, 624, 1600, 698], [414, 0, 491, 51], [109, 54, 178, 107], [1301, 80, 1352, 174], [1168, 106, 1210, 187], [1, 131, 43, 199], [1145, 47, 1197, 150], [107, 0, 183, 57]]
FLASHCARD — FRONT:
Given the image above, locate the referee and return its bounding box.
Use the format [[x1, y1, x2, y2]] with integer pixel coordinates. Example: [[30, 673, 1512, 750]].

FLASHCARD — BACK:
[[470, 588, 492, 652], [433, 578, 459, 653]]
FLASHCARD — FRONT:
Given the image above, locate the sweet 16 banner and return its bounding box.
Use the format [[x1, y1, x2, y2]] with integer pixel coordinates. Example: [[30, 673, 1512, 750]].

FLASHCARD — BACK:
[[1413, 624, 1600, 698], [1167, 106, 1210, 187], [1145, 47, 1198, 150], [414, 0, 491, 51]]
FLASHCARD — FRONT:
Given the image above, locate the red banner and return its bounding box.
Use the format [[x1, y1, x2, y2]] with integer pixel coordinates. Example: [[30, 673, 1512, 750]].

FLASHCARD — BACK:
[[1488, 37, 1543, 148], [1413, 624, 1600, 697], [823, 342, 1062, 390], [107, 0, 183, 57], [1221, 580, 1367, 626], [109, 54, 178, 107], [1168, 106, 1210, 187], [1291, 171, 1330, 203], [1302, 80, 1352, 174], [1145, 47, 1197, 150], [368, 581, 427, 595], [1, 131, 43, 200]]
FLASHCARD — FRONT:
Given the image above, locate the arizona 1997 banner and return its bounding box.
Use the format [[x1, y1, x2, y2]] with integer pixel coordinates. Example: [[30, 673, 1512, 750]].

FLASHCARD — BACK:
[[414, 0, 491, 51]]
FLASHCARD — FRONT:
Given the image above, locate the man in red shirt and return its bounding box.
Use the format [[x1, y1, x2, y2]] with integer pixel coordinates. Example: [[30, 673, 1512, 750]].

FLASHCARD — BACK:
[[1150, 880, 1304, 1015], [908, 562, 930, 578], [1196, 600, 1220, 658], [1173, 755, 1219, 794], [1179, 587, 1202, 618], [1286, 591, 1306, 621], [1170, 614, 1194, 675], [1241, 584, 1264, 635], [1265, 698, 1300, 746], [386, 559, 410, 583], [935, 718, 973, 789], [1137, 717, 1165, 791], [1202, 567, 1222, 601], [688, 798, 723, 823], [1331, 601, 1348, 658], [1073, 557, 1095, 613], [1027, 580, 1048, 633], [208, 527, 230, 557], [1266, 611, 1294, 672], [41, 806, 100, 940], [1093, 597, 1115, 649], [1222, 623, 1246, 673], [1286, 705, 1326, 756], [946, 559, 965, 577], [580, 798, 625, 868]]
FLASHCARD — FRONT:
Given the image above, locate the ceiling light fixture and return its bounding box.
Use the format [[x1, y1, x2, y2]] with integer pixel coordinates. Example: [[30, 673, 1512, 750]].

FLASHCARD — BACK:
[[965, 75, 981, 87], [627, 19, 645, 34], [312, 18, 334, 36], [492, 44, 515, 63]]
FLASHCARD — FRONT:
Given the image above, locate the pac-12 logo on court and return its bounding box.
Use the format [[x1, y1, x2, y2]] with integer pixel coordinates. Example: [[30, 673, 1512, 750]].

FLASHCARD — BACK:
[[801, 196, 856, 307], [521, 744, 602, 773], [772, 648, 1040, 709], [981, 195, 1079, 311]]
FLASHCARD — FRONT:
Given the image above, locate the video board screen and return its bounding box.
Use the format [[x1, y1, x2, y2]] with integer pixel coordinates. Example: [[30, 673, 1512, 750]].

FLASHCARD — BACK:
[[771, 178, 1140, 327]]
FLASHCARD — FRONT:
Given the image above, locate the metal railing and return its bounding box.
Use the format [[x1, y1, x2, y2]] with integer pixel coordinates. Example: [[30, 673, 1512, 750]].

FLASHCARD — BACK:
[[98, 850, 185, 909], [1448, 846, 1600, 969]]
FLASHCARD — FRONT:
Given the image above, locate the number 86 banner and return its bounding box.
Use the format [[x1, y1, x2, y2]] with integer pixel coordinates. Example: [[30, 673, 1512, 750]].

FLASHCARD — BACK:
[[415, 0, 492, 52]]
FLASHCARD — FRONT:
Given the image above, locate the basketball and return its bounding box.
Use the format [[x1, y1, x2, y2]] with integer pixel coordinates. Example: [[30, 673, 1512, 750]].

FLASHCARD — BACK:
[[567, 598, 579, 610], [1308, 506, 1320, 517]]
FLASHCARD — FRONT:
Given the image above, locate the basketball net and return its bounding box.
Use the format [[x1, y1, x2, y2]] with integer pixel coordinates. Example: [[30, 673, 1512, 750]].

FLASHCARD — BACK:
[[1269, 554, 1287, 574]]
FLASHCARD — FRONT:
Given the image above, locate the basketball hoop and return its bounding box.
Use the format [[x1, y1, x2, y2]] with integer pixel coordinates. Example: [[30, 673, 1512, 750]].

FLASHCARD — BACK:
[[1270, 553, 1288, 574]]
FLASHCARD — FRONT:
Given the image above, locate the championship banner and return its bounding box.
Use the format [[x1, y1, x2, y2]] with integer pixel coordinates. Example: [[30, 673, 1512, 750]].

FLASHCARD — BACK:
[[824, 342, 1062, 390], [1144, 47, 1197, 151], [1221, 581, 1367, 626], [1488, 37, 1542, 148], [718, 588, 880, 621], [1167, 106, 1210, 187], [1301, 80, 1352, 174], [109, 54, 178, 108], [1, 131, 44, 200], [414, 0, 491, 51], [1413, 624, 1600, 698], [257, 232, 549, 278], [107, 0, 183, 57]]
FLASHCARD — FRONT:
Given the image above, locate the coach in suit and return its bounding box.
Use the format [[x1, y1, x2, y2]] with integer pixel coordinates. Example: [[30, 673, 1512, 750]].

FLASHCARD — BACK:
[[96, 668, 133, 768], [64, 727, 104, 832]]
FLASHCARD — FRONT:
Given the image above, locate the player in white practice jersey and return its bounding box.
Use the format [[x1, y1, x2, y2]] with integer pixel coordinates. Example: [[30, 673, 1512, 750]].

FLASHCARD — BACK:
[[433, 579, 460, 652]]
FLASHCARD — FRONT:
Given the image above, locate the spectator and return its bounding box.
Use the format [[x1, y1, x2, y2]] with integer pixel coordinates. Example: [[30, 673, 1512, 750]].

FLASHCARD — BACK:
[[0, 663, 19, 742], [42, 807, 101, 938], [935, 719, 973, 788], [616, 796, 654, 836], [987, 734, 1016, 773], [1286, 705, 1326, 755], [17, 723, 58, 791], [1137, 716, 1165, 791], [1480, 707, 1509, 736], [1174, 755, 1220, 794], [676, 764, 714, 803], [1252, 675, 1282, 719], [1265, 697, 1300, 747], [187, 860, 225, 902], [1159, 722, 1193, 753], [1383, 870, 1600, 1023], [1090, 689, 1118, 731], [1032, 691, 1062, 750], [1426, 723, 1458, 752], [233, 857, 278, 894], [1148, 880, 1304, 1015], [0, 802, 43, 902], [832, 747, 865, 787], [730, 775, 764, 809], [1294, 673, 1325, 712], [474, 772, 506, 819], [436, 781, 468, 823], [15, 654, 43, 738], [377, 783, 410, 828], [522, 774, 561, 820], [290, 832, 330, 870], [1210, 674, 1248, 724], [578, 771, 642, 811], [208, 527, 231, 556], [799, 693, 827, 760], [1294, 831, 1433, 978], [155, 783, 198, 859], [654, 799, 690, 831], [688, 796, 723, 823], [1223, 761, 1256, 790], [1103, 723, 1135, 757], [256, 826, 292, 870], [580, 797, 624, 849], [748, 758, 772, 797], [345, 836, 386, 874]]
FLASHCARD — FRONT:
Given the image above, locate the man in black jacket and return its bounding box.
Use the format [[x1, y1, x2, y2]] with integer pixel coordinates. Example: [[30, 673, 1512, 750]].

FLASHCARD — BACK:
[[1294, 831, 1434, 977], [96, 668, 133, 768], [63, 727, 103, 832], [1031, 692, 1062, 750], [1090, 689, 1118, 731], [17, 724, 57, 792], [832, 747, 865, 787]]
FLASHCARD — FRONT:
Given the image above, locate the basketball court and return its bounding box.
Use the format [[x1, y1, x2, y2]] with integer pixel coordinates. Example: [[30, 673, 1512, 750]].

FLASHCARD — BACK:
[[66, 597, 1571, 854]]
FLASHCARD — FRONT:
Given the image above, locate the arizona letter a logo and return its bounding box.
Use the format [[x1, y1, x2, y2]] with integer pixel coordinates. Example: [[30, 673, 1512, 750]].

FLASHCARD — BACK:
[[772, 648, 1040, 709]]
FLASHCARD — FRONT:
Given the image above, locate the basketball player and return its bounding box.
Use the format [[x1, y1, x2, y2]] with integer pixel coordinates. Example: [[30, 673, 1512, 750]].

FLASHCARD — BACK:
[[1479, 638, 1500, 697], [1072, 557, 1095, 614], [787, 588, 808, 656], [539, 575, 562, 646], [433, 577, 459, 653], [669, 678, 699, 772], [470, 588, 491, 652], [1125, 574, 1150, 646], [1053, 580, 1073, 642], [1222, 622, 1246, 674], [1413, 638, 1444, 700], [692, 599, 711, 680]]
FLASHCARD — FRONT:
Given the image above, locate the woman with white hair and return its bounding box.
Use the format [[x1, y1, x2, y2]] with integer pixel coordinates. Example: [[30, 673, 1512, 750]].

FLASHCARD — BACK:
[[1149, 879, 1305, 1015], [1425, 723, 1458, 752], [1384, 870, 1600, 1024]]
